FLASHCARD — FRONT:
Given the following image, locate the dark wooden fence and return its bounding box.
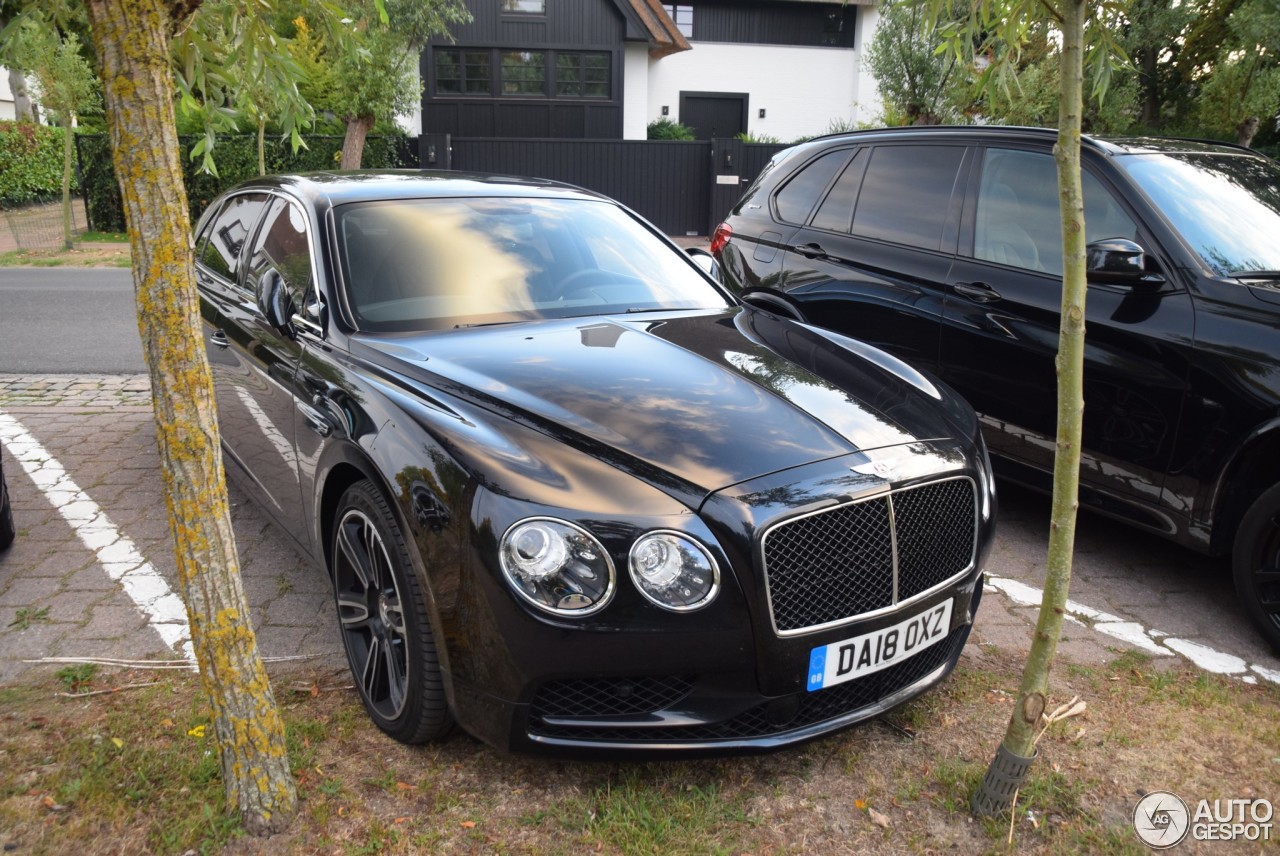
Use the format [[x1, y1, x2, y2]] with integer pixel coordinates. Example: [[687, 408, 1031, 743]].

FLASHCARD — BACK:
[[422, 135, 788, 235], [77, 133, 789, 236]]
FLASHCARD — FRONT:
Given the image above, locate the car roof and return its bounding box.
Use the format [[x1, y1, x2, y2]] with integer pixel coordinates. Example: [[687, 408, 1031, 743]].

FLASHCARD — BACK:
[[225, 170, 613, 209], [788, 125, 1259, 159]]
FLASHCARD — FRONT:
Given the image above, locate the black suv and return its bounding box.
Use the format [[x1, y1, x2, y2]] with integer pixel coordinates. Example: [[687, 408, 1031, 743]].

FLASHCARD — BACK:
[[713, 126, 1280, 651]]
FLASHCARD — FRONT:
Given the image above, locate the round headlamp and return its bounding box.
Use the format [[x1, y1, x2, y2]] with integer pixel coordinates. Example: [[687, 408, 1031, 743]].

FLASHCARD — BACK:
[[628, 531, 719, 611], [500, 518, 614, 616]]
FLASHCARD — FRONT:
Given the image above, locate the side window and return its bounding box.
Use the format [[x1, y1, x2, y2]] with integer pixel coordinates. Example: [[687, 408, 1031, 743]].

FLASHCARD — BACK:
[[974, 148, 1139, 276], [811, 150, 866, 233], [197, 192, 270, 284], [850, 145, 965, 250], [245, 198, 314, 318], [774, 150, 850, 225], [193, 200, 224, 261]]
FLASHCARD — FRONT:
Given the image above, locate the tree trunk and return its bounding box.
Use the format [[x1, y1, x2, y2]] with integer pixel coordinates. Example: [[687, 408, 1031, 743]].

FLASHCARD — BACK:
[[340, 114, 374, 169], [1139, 47, 1160, 127], [972, 0, 1089, 818], [1236, 116, 1260, 147], [61, 118, 74, 250], [8, 66, 35, 122], [257, 117, 266, 176], [83, 0, 296, 836]]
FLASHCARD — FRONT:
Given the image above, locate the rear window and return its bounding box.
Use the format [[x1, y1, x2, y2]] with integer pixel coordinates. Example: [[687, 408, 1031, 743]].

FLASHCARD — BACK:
[[851, 145, 965, 250], [774, 150, 850, 225]]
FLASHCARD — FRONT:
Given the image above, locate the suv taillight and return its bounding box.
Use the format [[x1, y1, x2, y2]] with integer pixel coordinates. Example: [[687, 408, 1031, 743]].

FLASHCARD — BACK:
[[710, 223, 733, 258]]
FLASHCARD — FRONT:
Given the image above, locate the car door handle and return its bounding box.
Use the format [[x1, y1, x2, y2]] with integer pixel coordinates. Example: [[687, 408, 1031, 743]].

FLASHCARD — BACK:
[[792, 242, 831, 260], [209, 330, 231, 349], [952, 281, 1002, 303], [296, 400, 333, 437]]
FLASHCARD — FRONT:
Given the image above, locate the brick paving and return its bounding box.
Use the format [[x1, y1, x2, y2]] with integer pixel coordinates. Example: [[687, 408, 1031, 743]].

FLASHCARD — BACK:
[[0, 373, 343, 683], [0, 371, 1224, 689]]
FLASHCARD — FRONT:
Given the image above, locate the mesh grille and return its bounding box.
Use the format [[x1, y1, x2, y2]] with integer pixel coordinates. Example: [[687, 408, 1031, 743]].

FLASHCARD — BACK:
[[527, 627, 966, 743], [530, 675, 695, 720], [893, 480, 977, 601], [763, 479, 975, 632], [763, 497, 894, 632]]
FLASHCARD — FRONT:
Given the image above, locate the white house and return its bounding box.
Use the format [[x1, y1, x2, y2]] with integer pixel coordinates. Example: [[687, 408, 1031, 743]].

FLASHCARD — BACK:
[[412, 0, 882, 142]]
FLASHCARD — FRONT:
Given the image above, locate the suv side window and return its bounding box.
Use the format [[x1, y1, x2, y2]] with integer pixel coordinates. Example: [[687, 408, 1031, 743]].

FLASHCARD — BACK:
[[245, 198, 314, 319], [197, 192, 270, 284], [850, 145, 965, 250], [774, 150, 850, 225], [811, 150, 866, 233], [974, 148, 1138, 276]]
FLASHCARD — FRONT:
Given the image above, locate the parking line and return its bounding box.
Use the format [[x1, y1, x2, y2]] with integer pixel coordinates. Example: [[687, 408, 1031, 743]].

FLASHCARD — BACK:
[[985, 575, 1280, 686], [0, 411, 193, 663]]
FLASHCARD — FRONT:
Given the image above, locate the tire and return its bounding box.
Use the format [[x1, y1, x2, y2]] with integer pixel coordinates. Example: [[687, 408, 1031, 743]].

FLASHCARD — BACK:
[[0, 463, 14, 551], [331, 480, 453, 743], [1232, 483, 1280, 653]]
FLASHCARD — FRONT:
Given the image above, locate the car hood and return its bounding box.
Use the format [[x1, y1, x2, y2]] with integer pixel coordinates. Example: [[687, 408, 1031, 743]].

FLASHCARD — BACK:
[[354, 308, 964, 500]]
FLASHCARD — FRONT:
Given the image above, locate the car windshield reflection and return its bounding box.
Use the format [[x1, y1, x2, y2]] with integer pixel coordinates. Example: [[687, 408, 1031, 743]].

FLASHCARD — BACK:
[[336, 197, 729, 331], [1119, 152, 1280, 278]]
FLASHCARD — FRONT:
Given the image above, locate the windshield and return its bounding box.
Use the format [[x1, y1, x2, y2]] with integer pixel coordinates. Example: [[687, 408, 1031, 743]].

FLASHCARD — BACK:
[[335, 197, 730, 331], [1117, 151, 1280, 277]]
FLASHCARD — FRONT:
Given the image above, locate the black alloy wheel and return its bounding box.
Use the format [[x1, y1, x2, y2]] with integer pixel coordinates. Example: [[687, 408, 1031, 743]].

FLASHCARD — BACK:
[[332, 480, 453, 743], [1233, 483, 1280, 653]]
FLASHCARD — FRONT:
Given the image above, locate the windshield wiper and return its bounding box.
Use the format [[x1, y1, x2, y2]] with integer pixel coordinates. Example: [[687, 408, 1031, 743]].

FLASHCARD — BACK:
[[1231, 270, 1280, 279]]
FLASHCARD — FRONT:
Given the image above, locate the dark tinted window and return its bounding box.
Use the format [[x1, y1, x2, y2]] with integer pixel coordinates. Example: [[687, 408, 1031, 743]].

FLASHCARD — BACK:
[[811, 150, 865, 233], [197, 192, 269, 284], [245, 198, 313, 317], [975, 148, 1138, 276], [775, 150, 849, 225], [851, 146, 964, 249]]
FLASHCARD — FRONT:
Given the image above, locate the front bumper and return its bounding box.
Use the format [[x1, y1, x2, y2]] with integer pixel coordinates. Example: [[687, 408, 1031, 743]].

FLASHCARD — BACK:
[[451, 573, 981, 757]]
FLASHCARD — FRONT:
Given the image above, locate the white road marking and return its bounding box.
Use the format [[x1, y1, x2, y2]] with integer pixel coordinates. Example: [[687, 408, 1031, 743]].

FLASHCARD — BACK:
[[0, 411, 194, 663], [984, 574, 1279, 685]]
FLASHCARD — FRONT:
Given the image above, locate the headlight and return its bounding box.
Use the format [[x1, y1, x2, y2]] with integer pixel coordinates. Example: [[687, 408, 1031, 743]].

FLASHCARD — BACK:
[[500, 518, 615, 617], [628, 531, 719, 612]]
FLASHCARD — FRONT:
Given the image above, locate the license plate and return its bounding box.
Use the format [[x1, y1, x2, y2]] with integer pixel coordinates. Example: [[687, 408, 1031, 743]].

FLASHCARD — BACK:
[[806, 599, 953, 692]]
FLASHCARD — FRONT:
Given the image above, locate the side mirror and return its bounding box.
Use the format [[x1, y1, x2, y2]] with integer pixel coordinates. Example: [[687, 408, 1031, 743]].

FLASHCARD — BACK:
[[258, 269, 295, 336], [686, 247, 720, 280], [1087, 238, 1165, 286]]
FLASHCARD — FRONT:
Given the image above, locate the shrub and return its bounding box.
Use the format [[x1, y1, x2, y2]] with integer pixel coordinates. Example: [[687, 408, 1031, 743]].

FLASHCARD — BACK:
[[0, 121, 72, 208], [647, 118, 696, 140], [737, 131, 781, 144], [76, 132, 417, 232]]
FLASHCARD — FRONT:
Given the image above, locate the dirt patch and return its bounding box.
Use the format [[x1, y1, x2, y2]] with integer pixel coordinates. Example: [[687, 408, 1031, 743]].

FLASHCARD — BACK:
[[1, 647, 1276, 854], [0, 245, 130, 268]]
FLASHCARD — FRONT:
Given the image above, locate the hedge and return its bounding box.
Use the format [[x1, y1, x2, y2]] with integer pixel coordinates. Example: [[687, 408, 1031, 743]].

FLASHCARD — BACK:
[[0, 121, 74, 208], [75, 133, 418, 232]]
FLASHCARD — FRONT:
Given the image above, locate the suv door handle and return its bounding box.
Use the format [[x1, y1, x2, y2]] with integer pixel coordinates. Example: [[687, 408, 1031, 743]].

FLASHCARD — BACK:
[[209, 330, 231, 349], [952, 281, 1002, 303], [793, 242, 831, 260]]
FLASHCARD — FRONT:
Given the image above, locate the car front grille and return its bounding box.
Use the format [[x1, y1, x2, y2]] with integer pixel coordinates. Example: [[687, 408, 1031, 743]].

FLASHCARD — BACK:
[[762, 477, 976, 634], [530, 675, 695, 720], [526, 625, 967, 743]]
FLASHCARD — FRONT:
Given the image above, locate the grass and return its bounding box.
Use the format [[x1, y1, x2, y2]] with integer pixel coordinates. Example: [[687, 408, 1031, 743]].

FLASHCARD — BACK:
[[79, 230, 129, 243], [0, 244, 130, 268], [8, 606, 50, 630], [0, 648, 1277, 855]]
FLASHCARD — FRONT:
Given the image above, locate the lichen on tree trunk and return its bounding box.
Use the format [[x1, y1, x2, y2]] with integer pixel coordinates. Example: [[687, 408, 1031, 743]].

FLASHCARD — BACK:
[[83, 0, 296, 836]]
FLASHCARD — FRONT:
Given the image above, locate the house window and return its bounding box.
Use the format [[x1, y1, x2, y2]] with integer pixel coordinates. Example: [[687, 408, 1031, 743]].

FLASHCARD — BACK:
[[435, 49, 492, 95], [502, 0, 545, 13], [556, 53, 610, 98], [501, 51, 547, 95], [662, 4, 694, 38]]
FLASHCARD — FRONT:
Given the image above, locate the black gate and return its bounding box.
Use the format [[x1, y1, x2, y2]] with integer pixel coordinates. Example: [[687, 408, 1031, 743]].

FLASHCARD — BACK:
[[422, 135, 787, 236]]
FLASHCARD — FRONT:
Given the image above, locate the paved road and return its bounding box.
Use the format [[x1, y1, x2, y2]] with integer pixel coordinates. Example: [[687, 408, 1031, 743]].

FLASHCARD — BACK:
[[0, 269, 143, 373], [2, 374, 1279, 689]]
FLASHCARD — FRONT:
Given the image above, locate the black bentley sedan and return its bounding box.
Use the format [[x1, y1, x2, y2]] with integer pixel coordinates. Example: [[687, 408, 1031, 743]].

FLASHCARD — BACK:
[[194, 172, 995, 755], [713, 127, 1280, 652]]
